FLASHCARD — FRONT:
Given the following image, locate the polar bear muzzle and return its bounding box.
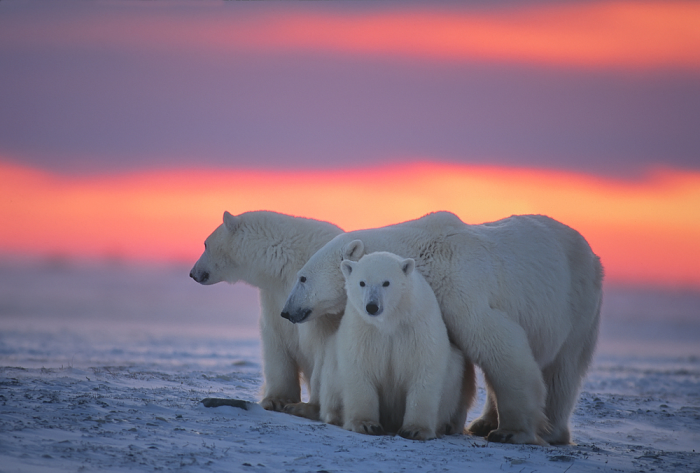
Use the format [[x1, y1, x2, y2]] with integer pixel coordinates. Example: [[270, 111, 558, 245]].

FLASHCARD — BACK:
[[363, 286, 383, 316], [365, 302, 381, 316], [190, 269, 209, 284], [281, 308, 312, 324]]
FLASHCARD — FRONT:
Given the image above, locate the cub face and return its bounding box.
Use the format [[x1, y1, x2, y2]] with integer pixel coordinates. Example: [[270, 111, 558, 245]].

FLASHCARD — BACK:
[[340, 252, 415, 330]]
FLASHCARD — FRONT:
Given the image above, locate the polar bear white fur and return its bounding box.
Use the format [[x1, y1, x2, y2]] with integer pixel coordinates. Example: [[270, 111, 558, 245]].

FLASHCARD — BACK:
[[190, 210, 343, 416], [324, 252, 469, 440], [282, 212, 603, 445]]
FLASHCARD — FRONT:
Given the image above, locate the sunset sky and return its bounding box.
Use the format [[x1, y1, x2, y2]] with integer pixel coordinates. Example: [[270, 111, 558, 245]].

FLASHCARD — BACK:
[[1, 0, 699, 289]]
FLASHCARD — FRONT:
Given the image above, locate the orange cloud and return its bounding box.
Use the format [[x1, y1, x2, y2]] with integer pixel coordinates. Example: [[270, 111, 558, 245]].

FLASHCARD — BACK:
[[4, 1, 699, 69], [1, 161, 699, 289], [256, 2, 700, 68]]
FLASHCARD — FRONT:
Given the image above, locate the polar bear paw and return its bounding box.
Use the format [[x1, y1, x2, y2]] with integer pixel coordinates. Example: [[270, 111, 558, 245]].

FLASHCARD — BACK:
[[321, 412, 343, 427], [467, 417, 498, 437], [541, 425, 572, 445], [486, 429, 549, 446], [345, 419, 385, 436], [399, 425, 436, 441], [260, 397, 297, 412], [283, 402, 320, 421], [439, 420, 466, 437]]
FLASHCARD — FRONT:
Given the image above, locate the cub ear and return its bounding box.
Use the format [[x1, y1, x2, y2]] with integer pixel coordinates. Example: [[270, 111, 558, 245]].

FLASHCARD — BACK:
[[223, 211, 240, 233], [340, 260, 356, 279], [401, 258, 415, 276], [342, 240, 365, 262]]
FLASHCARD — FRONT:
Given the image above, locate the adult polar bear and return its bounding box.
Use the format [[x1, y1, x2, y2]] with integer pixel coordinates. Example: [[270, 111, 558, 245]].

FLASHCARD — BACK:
[[281, 212, 603, 446], [190, 211, 343, 415]]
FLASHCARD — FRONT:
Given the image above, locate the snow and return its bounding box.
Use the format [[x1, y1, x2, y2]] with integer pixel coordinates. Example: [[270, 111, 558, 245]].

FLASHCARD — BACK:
[[0, 261, 699, 472]]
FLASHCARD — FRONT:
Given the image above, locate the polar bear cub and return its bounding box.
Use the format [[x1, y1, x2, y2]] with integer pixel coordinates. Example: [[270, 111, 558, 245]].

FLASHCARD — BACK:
[[335, 251, 465, 440]]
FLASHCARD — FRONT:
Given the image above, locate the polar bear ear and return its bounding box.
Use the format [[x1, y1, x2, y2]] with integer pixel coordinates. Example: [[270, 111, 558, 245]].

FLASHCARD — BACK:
[[342, 240, 365, 262], [223, 211, 240, 233], [401, 258, 415, 276], [340, 260, 356, 279]]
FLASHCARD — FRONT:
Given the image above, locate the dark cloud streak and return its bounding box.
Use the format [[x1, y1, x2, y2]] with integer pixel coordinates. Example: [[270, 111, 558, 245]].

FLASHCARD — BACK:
[[0, 3, 698, 178]]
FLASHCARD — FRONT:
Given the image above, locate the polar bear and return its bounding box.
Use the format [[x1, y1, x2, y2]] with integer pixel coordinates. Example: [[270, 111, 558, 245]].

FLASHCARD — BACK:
[[327, 251, 469, 440], [282, 212, 603, 445], [190, 210, 343, 416]]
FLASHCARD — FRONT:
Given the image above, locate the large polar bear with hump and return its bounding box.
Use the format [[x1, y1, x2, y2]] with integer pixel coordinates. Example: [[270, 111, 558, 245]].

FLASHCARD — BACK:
[[190, 211, 343, 416], [329, 251, 470, 440], [282, 212, 603, 445]]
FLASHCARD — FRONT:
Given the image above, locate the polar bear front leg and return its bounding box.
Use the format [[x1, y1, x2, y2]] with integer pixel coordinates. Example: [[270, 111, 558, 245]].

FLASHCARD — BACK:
[[400, 384, 439, 440], [320, 379, 343, 427], [342, 376, 384, 435], [467, 380, 498, 436], [259, 317, 301, 411], [283, 353, 324, 421], [259, 352, 300, 411], [441, 357, 475, 436], [399, 354, 446, 440]]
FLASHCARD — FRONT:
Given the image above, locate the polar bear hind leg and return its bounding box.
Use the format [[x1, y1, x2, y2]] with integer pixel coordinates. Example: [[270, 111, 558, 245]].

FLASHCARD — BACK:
[[467, 378, 498, 437], [541, 297, 601, 445], [541, 245, 603, 445], [459, 307, 549, 446]]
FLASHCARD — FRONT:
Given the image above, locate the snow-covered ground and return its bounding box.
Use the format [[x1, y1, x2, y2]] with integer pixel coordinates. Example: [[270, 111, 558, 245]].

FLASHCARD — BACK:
[[1, 260, 699, 472]]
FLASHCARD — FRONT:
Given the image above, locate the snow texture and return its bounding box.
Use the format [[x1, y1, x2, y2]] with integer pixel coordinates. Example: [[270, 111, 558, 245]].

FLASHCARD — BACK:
[[0, 261, 698, 472]]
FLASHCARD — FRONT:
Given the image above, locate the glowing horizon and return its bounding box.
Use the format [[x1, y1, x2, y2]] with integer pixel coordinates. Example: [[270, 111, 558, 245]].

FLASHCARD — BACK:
[[1, 160, 699, 289]]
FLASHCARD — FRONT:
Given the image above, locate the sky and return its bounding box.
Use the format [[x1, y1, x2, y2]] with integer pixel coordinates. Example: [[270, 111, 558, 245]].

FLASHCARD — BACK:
[[1, 0, 699, 289]]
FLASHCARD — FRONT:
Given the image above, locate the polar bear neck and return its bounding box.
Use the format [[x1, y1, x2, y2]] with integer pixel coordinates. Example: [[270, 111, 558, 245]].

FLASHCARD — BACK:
[[235, 213, 342, 290]]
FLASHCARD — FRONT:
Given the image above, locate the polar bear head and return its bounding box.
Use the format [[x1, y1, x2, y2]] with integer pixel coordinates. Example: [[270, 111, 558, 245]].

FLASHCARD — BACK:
[[189, 211, 247, 286], [281, 237, 367, 323], [340, 251, 416, 329], [191, 210, 343, 290]]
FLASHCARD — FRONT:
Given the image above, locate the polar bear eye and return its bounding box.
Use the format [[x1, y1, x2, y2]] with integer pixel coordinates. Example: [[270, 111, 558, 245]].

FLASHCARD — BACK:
[[300, 276, 307, 283], [359, 281, 365, 287], [383, 281, 390, 287]]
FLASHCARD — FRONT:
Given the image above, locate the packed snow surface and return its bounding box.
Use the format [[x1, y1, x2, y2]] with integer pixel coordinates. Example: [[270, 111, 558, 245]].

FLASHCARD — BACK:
[[1, 261, 698, 472]]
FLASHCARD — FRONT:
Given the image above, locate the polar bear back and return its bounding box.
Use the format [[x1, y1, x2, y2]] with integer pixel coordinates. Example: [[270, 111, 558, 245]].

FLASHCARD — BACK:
[[288, 213, 602, 369], [433, 215, 601, 367]]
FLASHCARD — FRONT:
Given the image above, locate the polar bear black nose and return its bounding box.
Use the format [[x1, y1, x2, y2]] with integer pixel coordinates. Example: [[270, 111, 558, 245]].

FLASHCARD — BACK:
[[366, 303, 380, 315], [281, 309, 312, 324], [190, 271, 209, 283]]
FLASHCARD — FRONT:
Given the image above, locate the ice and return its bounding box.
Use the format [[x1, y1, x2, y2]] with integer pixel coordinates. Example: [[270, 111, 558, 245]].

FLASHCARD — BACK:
[[0, 260, 698, 472]]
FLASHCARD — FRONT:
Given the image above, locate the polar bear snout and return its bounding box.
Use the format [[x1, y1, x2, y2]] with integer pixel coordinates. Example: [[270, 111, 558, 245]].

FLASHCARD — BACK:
[[281, 308, 312, 324], [363, 286, 383, 316], [190, 269, 210, 284], [365, 302, 382, 316]]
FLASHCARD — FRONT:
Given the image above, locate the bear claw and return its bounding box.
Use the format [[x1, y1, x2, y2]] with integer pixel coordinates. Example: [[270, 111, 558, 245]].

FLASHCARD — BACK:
[[467, 418, 498, 437], [485, 429, 548, 446], [282, 402, 320, 421], [398, 426, 435, 441], [348, 421, 385, 436], [487, 431, 514, 443], [260, 397, 298, 412], [362, 424, 385, 435]]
